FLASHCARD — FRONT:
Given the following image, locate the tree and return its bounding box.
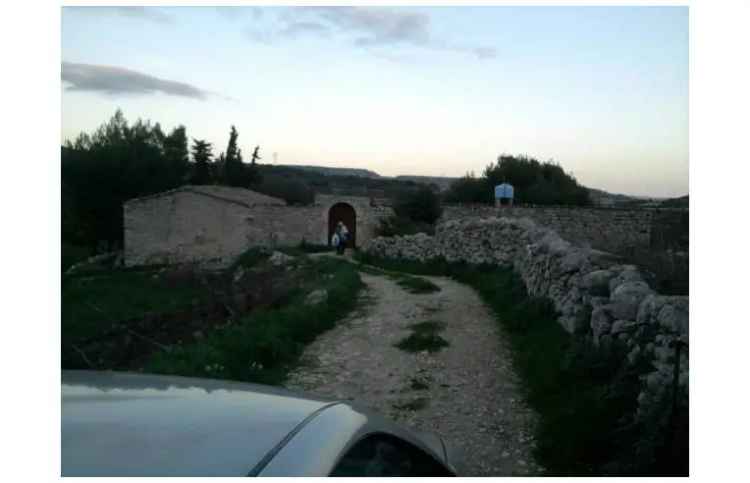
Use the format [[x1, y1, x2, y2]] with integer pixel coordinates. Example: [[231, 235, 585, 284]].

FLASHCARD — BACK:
[[163, 125, 189, 185], [393, 185, 443, 225], [443, 173, 492, 204], [191, 139, 213, 185], [222, 125, 243, 186], [61, 110, 190, 250], [445, 154, 590, 206]]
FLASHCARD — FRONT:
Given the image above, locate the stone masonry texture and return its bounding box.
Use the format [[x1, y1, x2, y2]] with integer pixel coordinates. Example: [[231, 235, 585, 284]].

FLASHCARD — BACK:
[[123, 185, 392, 267]]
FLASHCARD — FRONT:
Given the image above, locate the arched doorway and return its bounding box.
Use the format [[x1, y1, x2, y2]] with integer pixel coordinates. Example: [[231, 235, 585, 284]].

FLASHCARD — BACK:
[[328, 203, 357, 248]]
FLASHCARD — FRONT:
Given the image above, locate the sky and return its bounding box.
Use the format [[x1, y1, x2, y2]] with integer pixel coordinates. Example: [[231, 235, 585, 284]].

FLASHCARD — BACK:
[[61, 5, 688, 197]]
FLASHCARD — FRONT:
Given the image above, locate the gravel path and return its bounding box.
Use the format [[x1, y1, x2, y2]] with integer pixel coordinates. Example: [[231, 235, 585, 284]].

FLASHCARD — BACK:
[[285, 267, 543, 476]]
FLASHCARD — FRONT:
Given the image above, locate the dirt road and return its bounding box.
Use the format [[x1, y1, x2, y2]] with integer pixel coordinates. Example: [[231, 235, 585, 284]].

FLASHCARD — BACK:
[[285, 267, 542, 476]]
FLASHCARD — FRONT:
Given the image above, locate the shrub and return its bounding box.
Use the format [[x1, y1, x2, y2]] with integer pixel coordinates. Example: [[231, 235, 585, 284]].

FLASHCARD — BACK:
[[144, 258, 364, 385], [393, 186, 443, 225], [252, 174, 315, 205], [374, 215, 435, 237]]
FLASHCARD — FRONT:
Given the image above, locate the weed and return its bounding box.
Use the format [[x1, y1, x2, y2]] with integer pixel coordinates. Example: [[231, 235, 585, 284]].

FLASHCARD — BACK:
[[409, 377, 430, 391], [144, 258, 364, 386], [393, 275, 441, 294], [395, 319, 449, 353], [393, 397, 429, 411]]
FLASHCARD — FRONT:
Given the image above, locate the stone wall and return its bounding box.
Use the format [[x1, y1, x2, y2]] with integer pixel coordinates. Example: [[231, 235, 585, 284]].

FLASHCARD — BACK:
[[440, 204, 686, 253], [363, 217, 688, 419], [124, 186, 392, 267]]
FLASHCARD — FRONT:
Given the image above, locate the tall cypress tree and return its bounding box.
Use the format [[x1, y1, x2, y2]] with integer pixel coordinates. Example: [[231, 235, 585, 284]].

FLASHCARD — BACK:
[[191, 138, 213, 185], [223, 125, 243, 187]]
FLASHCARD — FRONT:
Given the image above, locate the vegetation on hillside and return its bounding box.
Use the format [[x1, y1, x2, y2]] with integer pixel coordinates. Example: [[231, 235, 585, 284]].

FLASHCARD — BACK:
[[444, 154, 590, 206], [62, 111, 262, 252], [63, 255, 365, 386], [354, 252, 687, 476], [145, 257, 364, 385], [61, 110, 436, 256], [375, 185, 444, 237]]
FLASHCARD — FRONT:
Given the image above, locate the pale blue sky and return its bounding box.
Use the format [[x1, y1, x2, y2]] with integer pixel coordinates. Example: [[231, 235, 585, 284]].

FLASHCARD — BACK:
[[61, 6, 688, 197]]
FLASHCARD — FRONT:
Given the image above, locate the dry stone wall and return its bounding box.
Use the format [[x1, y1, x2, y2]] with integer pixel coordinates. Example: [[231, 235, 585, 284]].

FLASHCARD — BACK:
[[441, 205, 687, 253], [363, 216, 688, 420]]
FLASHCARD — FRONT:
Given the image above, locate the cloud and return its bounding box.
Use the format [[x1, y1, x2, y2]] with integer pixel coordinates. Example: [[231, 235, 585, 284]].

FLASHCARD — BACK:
[[279, 21, 331, 39], [112, 6, 174, 24], [215, 6, 263, 21], [244, 6, 495, 60], [61, 62, 208, 99]]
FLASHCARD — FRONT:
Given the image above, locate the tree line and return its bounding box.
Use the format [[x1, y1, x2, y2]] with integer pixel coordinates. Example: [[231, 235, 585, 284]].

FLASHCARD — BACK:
[[62, 110, 263, 252], [444, 154, 591, 206]]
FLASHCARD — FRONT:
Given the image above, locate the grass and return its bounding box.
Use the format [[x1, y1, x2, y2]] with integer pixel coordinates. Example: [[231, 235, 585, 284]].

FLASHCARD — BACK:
[[62, 243, 92, 272], [276, 240, 334, 257], [409, 375, 431, 391], [395, 320, 449, 353], [232, 247, 271, 269], [357, 252, 686, 476], [143, 258, 364, 385], [393, 276, 441, 294], [392, 397, 429, 411], [355, 260, 440, 294], [62, 266, 205, 346]]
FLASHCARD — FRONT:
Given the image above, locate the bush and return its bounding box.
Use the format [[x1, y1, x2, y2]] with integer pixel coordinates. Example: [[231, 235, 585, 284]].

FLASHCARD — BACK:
[[444, 154, 591, 206], [144, 258, 364, 385], [374, 215, 435, 237], [443, 175, 492, 204], [252, 174, 315, 205], [393, 186, 443, 225]]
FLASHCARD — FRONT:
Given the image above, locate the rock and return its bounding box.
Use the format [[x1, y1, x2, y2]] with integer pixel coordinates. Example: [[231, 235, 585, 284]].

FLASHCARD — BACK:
[[608, 267, 645, 293], [611, 319, 636, 334], [232, 265, 246, 283], [627, 345, 641, 365], [304, 289, 328, 306], [559, 249, 588, 274], [268, 251, 294, 266], [581, 269, 614, 296], [192, 330, 204, 340], [590, 306, 613, 339], [610, 281, 653, 320]]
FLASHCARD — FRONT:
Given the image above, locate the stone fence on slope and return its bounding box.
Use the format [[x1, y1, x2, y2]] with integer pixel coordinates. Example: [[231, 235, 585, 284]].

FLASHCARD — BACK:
[[362, 216, 688, 420]]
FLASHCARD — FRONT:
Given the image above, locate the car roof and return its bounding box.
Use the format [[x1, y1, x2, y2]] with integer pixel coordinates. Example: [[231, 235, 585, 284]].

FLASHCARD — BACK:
[[61, 370, 340, 476]]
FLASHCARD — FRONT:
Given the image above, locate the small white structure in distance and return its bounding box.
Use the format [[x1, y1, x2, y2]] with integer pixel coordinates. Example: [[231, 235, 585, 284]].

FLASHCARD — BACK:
[[494, 183, 514, 207]]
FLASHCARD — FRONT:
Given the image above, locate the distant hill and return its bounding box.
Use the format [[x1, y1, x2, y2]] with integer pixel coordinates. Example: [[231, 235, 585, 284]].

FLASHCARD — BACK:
[[658, 195, 689, 208], [586, 188, 640, 207], [276, 165, 381, 178], [394, 175, 459, 192]]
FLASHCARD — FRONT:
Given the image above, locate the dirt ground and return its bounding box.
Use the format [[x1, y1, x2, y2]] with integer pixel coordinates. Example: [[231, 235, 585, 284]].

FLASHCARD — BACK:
[[285, 266, 543, 476]]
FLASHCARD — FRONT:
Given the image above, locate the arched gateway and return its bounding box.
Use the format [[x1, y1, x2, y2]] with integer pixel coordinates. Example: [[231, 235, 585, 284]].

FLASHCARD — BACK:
[[328, 202, 357, 248]]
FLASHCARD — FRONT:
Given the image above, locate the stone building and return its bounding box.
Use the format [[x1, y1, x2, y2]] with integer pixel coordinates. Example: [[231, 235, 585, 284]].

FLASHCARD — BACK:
[[123, 185, 392, 267]]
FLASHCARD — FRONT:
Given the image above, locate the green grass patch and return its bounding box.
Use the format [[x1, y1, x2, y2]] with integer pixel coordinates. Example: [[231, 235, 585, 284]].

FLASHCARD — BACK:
[[232, 247, 271, 269], [393, 397, 429, 411], [354, 258, 440, 294], [359, 252, 686, 476], [409, 376, 431, 391], [143, 258, 364, 386], [395, 319, 449, 353], [393, 275, 441, 294], [62, 243, 93, 273], [62, 267, 205, 346]]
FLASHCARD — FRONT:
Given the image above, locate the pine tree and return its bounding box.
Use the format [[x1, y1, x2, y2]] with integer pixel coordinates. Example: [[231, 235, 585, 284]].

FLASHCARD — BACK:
[[223, 125, 243, 187], [191, 139, 213, 185]]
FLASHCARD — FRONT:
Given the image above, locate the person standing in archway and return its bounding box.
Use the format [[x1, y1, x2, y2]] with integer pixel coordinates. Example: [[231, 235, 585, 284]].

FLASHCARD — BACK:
[[339, 221, 350, 254]]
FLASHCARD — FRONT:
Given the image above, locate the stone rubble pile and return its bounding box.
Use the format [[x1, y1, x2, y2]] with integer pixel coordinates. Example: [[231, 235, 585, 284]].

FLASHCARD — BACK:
[[363, 216, 688, 419]]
